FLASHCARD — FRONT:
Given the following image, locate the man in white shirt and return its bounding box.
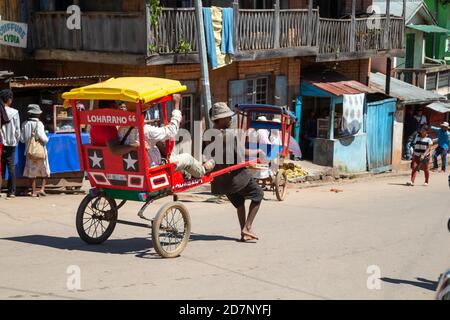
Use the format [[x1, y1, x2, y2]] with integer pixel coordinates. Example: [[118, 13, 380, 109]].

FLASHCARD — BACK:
[[0, 89, 20, 198], [118, 94, 214, 178]]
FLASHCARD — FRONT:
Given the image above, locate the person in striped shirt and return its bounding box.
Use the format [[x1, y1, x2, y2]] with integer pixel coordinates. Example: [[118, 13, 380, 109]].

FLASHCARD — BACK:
[[407, 125, 433, 186]]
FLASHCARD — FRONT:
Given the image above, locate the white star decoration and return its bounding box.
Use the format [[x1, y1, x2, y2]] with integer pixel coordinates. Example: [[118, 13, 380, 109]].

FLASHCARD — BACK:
[[123, 153, 138, 170], [89, 152, 103, 168]]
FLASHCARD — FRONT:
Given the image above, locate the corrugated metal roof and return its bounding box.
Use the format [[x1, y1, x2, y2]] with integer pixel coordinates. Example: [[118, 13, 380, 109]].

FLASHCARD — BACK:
[[425, 102, 450, 113], [408, 24, 450, 33], [302, 70, 379, 96], [372, 0, 435, 24], [312, 80, 378, 96], [369, 72, 447, 105], [9, 75, 110, 89]]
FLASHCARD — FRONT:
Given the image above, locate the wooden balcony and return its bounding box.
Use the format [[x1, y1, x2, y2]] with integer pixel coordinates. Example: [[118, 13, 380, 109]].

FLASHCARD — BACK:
[[146, 7, 319, 64], [394, 64, 450, 94], [31, 7, 405, 65], [317, 16, 405, 61]]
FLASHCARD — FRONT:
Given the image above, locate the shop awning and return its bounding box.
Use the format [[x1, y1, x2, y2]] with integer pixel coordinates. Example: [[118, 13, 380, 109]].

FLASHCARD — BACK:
[[369, 73, 447, 105], [407, 24, 450, 34], [425, 101, 450, 113], [301, 70, 380, 98]]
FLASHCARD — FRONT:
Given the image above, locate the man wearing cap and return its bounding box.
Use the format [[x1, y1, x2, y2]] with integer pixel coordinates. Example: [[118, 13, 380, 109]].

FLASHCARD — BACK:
[[431, 122, 449, 172], [208, 102, 264, 242], [0, 89, 20, 198]]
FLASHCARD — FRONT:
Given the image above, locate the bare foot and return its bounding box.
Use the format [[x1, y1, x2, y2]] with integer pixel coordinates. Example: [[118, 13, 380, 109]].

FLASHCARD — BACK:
[[241, 230, 259, 241], [239, 234, 256, 242]]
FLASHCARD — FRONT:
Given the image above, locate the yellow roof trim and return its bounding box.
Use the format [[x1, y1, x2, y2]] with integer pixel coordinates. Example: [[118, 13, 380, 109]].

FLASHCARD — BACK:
[[62, 77, 187, 104]]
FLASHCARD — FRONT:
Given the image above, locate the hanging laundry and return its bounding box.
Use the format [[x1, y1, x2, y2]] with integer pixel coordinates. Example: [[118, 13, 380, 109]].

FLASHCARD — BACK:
[[202, 8, 217, 69], [342, 93, 365, 135], [203, 7, 235, 70]]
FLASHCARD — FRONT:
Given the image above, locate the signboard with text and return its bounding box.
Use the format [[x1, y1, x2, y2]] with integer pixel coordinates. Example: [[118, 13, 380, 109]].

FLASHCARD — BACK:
[[0, 20, 28, 48]]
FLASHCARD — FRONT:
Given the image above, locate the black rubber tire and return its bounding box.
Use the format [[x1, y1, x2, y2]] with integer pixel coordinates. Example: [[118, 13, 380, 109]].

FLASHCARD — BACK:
[[152, 202, 191, 258], [76, 194, 118, 245], [275, 170, 288, 201], [447, 218, 450, 233]]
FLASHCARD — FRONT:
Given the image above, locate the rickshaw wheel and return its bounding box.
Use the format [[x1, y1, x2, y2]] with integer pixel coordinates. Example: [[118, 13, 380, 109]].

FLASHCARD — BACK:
[[152, 202, 191, 258], [76, 194, 118, 245], [275, 170, 288, 201], [447, 218, 450, 232]]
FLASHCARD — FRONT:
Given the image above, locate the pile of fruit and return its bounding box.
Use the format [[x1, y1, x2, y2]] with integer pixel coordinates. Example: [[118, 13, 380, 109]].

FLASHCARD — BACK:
[[282, 162, 309, 179]]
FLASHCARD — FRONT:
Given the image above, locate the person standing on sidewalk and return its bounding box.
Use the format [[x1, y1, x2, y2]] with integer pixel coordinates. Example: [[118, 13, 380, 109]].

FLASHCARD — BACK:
[[431, 122, 449, 173], [0, 93, 11, 197], [20, 105, 50, 197], [408, 125, 433, 186], [0, 89, 20, 199]]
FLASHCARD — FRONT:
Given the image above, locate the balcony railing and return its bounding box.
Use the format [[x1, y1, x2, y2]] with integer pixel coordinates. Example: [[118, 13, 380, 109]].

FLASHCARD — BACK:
[[32, 7, 404, 63], [147, 8, 319, 54], [148, 8, 198, 54], [394, 65, 450, 91], [319, 16, 404, 55]]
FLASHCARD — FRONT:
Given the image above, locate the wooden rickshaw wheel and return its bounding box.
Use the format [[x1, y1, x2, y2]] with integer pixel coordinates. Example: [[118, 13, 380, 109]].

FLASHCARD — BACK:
[[152, 202, 191, 258], [76, 194, 118, 245], [274, 170, 288, 201]]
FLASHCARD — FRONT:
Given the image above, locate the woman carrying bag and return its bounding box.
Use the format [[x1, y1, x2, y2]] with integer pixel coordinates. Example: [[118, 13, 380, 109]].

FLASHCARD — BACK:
[[20, 104, 50, 197]]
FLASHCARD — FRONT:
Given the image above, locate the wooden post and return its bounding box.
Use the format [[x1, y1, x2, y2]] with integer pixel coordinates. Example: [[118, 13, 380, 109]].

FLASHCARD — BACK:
[[273, 0, 280, 49], [386, 57, 392, 95], [329, 98, 335, 140], [307, 0, 313, 47], [233, 0, 239, 53], [385, 0, 391, 50], [402, 0, 407, 48], [194, 0, 212, 160], [350, 0, 356, 52]]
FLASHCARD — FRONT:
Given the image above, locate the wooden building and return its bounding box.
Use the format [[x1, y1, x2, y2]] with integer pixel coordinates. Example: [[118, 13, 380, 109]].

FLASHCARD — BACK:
[[1, 0, 407, 174]]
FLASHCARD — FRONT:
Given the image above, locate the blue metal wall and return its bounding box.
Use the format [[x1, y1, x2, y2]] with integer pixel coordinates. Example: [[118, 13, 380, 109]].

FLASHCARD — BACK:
[[366, 98, 396, 173]]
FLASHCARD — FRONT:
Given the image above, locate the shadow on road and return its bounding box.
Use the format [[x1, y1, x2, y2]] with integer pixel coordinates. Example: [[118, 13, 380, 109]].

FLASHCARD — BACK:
[[1, 233, 238, 259], [387, 183, 410, 187], [381, 277, 438, 291]]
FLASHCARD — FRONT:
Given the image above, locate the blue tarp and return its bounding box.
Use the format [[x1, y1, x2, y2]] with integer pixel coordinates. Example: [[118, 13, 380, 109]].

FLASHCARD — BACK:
[[5, 133, 89, 179]]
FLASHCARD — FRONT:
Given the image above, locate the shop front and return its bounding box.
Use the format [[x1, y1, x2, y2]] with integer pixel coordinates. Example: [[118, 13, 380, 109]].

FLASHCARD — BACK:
[[2, 76, 108, 191], [299, 70, 396, 173]]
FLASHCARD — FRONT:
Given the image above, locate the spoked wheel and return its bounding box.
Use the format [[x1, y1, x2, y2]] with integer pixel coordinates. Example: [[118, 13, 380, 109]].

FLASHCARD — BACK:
[[274, 170, 288, 201], [76, 194, 118, 244], [152, 202, 191, 258]]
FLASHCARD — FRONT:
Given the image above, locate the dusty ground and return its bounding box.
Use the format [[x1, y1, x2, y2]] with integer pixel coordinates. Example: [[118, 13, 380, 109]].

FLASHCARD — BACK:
[[0, 172, 449, 300]]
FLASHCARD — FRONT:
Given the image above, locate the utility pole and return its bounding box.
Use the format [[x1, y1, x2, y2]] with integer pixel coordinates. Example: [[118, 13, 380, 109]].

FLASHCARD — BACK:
[[193, 0, 213, 161]]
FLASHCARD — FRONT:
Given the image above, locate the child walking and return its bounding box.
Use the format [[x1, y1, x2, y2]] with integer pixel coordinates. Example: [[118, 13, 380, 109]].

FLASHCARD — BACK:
[[20, 104, 50, 197], [408, 125, 433, 186]]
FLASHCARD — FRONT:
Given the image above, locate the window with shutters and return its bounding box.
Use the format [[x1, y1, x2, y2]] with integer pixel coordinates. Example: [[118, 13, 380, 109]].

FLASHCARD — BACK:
[[229, 75, 288, 109], [245, 77, 269, 104]]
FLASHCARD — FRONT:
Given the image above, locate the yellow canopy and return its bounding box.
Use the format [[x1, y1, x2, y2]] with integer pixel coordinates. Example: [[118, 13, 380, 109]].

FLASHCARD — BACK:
[[62, 77, 187, 104]]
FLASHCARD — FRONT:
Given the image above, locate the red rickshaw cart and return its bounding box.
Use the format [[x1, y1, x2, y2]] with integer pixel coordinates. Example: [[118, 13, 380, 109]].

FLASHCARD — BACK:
[[62, 77, 256, 258], [236, 104, 296, 201]]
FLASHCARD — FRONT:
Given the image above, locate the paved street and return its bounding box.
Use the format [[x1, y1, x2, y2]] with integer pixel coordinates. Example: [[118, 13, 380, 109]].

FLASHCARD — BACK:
[[0, 172, 449, 300]]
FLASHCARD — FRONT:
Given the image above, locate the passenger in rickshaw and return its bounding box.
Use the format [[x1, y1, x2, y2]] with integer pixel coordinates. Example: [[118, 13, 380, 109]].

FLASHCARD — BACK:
[[208, 102, 264, 242], [90, 100, 138, 155], [249, 116, 282, 181], [117, 94, 215, 178]]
